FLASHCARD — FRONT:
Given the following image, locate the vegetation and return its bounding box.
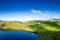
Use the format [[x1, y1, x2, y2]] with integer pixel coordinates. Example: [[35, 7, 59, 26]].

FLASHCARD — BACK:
[[0, 21, 34, 32], [0, 20, 60, 40], [25, 20, 60, 40]]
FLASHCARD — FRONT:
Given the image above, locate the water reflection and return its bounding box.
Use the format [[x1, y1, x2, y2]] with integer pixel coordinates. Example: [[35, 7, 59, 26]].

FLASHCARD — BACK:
[[0, 31, 39, 40]]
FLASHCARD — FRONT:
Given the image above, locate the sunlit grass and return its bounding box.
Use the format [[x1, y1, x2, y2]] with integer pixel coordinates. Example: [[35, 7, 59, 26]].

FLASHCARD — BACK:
[[40, 24, 60, 31], [0, 20, 60, 40], [0, 22, 34, 32]]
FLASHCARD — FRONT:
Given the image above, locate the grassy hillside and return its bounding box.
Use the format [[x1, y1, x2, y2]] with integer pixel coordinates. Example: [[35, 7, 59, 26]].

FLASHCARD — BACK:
[[25, 20, 60, 40], [0, 21, 34, 32], [0, 20, 60, 40]]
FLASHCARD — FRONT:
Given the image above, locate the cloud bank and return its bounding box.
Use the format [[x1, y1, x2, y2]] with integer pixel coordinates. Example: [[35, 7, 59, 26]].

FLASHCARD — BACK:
[[31, 9, 50, 19]]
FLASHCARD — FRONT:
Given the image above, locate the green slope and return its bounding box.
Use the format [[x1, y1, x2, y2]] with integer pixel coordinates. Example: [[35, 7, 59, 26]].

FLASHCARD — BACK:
[[0, 21, 34, 32], [0, 20, 60, 40], [25, 20, 60, 40]]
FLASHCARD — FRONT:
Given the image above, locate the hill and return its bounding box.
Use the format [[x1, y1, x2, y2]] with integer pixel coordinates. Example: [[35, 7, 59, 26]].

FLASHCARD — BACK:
[[25, 20, 60, 40], [0, 21, 34, 32], [0, 20, 60, 40]]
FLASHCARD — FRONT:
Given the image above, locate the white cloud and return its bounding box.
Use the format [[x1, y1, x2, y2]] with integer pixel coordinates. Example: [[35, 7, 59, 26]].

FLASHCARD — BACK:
[[31, 9, 50, 19], [38, 10, 42, 13], [31, 9, 42, 13]]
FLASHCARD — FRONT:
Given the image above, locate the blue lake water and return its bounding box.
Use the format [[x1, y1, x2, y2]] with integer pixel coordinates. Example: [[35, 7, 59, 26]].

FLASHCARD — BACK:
[[0, 31, 39, 40]]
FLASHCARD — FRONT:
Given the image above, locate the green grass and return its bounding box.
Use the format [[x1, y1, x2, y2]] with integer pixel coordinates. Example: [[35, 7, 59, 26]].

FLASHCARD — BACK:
[[27, 20, 60, 40], [0, 20, 60, 40], [0, 21, 34, 32]]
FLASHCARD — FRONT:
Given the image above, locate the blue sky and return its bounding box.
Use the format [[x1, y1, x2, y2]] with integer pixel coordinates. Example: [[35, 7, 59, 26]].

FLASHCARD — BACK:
[[0, 0, 60, 22]]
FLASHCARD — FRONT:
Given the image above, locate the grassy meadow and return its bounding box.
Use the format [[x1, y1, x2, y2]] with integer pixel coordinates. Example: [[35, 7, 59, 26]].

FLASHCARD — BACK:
[[0, 20, 60, 40]]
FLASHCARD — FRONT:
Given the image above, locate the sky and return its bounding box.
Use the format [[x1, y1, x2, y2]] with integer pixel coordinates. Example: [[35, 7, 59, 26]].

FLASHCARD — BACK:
[[0, 0, 60, 22]]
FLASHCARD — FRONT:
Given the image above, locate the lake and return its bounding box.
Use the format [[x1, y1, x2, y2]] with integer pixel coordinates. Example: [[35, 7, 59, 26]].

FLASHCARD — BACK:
[[0, 31, 39, 40]]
